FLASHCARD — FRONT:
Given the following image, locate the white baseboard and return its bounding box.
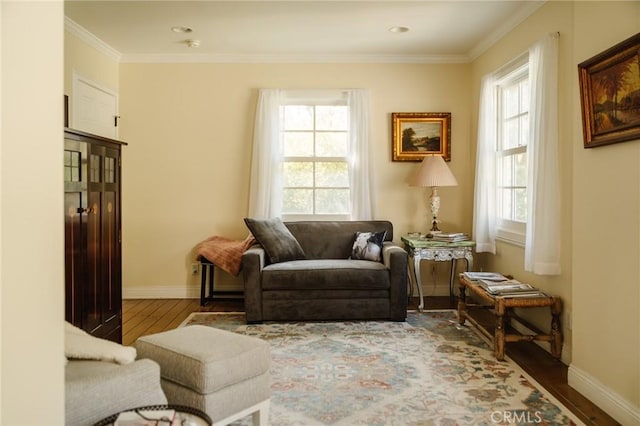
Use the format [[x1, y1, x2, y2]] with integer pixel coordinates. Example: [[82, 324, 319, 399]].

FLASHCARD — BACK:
[[568, 364, 640, 425], [122, 284, 243, 299], [123, 285, 200, 299]]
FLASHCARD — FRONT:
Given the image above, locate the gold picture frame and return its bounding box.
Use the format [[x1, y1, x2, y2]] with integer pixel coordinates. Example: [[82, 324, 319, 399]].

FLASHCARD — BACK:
[[392, 112, 451, 161], [578, 32, 640, 148]]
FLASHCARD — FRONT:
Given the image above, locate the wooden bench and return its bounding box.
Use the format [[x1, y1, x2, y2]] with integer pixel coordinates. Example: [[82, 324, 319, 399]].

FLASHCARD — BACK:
[[457, 274, 562, 361]]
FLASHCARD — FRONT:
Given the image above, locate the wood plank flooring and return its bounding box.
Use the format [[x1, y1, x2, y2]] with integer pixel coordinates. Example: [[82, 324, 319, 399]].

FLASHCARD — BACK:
[[122, 297, 619, 426]]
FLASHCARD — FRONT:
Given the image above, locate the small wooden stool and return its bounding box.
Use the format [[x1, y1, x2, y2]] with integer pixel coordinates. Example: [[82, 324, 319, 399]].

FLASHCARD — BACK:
[[199, 257, 243, 306]]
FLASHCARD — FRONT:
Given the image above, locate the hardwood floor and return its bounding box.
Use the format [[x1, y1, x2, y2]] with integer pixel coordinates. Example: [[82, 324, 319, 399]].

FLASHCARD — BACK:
[[123, 297, 619, 426]]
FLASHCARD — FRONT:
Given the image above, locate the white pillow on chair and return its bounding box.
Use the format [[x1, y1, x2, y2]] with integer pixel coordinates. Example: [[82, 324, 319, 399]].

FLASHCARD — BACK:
[[65, 321, 136, 365]]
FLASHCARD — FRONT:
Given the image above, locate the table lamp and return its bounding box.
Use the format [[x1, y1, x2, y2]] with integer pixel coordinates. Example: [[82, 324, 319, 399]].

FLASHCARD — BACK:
[[409, 155, 458, 232]]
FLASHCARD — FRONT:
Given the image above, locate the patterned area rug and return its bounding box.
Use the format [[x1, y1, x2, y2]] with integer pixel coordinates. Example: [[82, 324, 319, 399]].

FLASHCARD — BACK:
[[182, 311, 581, 425]]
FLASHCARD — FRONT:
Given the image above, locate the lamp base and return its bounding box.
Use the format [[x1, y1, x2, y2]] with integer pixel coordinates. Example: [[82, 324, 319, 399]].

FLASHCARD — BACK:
[[429, 188, 441, 233]]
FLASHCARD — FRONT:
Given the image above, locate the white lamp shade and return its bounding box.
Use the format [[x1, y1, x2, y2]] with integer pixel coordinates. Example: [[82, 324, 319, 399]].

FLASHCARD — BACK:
[[409, 155, 458, 187]]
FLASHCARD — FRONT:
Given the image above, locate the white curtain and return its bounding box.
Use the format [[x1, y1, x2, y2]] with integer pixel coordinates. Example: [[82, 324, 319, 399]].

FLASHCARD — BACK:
[[248, 89, 283, 218], [473, 33, 561, 275], [348, 89, 375, 220], [525, 33, 561, 275], [472, 74, 498, 254], [248, 88, 374, 220]]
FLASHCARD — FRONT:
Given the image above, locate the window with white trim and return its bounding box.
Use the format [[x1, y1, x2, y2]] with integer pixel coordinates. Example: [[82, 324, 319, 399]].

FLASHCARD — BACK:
[[281, 102, 351, 220], [474, 35, 559, 269], [496, 61, 529, 244]]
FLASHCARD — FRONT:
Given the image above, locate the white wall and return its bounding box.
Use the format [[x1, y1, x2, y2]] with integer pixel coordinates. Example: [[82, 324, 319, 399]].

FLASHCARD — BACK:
[[470, 1, 640, 423], [569, 2, 640, 424], [469, 0, 575, 364], [118, 62, 473, 297], [64, 25, 120, 127], [1, 1, 65, 424], [62, 30, 474, 298], [62, 2, 640, 423]]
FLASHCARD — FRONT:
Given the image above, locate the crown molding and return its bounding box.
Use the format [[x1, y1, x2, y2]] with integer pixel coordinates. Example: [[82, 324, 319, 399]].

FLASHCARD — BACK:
[[64, 17, 122, 62], [66, 2, 546, 67], [467, 1, 546, 61], [119, 52, 469, 64], [63, 16, 469, 64]]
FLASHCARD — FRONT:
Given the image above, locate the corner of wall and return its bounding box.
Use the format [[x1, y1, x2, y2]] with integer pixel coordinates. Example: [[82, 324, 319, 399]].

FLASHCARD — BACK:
[[568, 364, 640, 425]]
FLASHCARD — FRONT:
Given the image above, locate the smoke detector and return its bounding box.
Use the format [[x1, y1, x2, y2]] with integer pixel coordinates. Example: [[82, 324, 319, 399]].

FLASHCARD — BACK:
[[186, 39, 201, 48], [389, 26, 410, 33], [172, 26, 193, 33]]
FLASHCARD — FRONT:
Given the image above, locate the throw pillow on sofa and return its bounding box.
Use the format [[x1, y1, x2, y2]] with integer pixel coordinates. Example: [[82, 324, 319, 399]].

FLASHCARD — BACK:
[[351, 231, 387, 262], [244, 217, 306, 264]]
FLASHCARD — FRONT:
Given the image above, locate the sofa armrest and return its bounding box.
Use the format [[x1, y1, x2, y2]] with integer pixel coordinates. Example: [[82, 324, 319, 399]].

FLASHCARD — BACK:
[[242, 245, 266, 323], [382, 242, 406, 269], [243, 244, 266, 268], [383, 242, 409, 321]]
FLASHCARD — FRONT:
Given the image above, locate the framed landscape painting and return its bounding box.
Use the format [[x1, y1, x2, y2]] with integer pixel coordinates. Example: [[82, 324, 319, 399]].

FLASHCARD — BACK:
[[578, 32, 640, 148], [392, 112, 451, 161]]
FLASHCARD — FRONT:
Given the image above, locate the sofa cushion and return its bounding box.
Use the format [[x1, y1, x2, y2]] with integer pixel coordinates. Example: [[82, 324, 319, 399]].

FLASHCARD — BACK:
[[351, 231, 386, 262], [284, 221, 393, 259], [262, 259, 390, 290], [262, 298, 390, 322], [244, 217, 305, 264]]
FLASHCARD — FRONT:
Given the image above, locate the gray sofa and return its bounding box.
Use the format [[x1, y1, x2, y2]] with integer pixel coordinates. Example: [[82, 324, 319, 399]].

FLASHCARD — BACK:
[[242, 220, 408, 323], [65, 359, 167, 426]]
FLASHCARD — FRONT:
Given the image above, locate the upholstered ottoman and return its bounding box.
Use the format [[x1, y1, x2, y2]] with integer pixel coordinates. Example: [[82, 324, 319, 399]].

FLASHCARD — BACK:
[[135, 325, 271, 426]]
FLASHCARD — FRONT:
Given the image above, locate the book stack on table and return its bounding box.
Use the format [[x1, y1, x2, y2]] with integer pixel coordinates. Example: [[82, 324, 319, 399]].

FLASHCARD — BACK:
[[431, 232, 470, 242], [462, 272, 547, 298]]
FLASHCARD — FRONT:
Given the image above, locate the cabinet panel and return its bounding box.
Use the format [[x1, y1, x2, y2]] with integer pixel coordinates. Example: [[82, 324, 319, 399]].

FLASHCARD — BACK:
[[85, 190, 102, 334], [102, 191, 121, 320], [64, 193, 85, 325], [64, 128, 125, 343], [64, 140, 87, 328]]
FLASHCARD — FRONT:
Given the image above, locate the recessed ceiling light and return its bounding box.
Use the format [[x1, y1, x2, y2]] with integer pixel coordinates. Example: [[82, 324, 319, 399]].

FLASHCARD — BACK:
[[389, 26, 410, 33], [172, 26, 193, 33], [186, 39, 201, 48]]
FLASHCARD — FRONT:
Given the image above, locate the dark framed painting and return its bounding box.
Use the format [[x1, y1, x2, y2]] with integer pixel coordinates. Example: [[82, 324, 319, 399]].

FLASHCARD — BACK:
[[392, 112, 451, 161], [578, 32, 640, 148]]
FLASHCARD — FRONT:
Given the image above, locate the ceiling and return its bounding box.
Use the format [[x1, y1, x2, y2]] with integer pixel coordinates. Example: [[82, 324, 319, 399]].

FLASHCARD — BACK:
[[64, 1, 544, 63]]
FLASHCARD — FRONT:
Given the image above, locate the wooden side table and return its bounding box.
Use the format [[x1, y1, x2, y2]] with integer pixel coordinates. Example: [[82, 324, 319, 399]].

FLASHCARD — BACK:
[[401, 236, 475, 311], [199, 258, 243, 306], [457, 274, 562, 361]]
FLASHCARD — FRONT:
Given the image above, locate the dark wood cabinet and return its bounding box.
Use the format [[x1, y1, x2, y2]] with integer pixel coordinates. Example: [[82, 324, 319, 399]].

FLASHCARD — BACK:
[[64, 128, 126, 342]]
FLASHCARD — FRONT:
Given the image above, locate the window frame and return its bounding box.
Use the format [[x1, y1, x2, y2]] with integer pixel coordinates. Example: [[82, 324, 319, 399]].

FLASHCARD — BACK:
[[494, 55, 529, 247], [280, 98, 351, 222]]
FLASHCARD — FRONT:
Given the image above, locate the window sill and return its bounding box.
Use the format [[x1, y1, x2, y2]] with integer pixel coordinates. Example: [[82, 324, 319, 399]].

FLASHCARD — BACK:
[[496, 228, 525, 248]]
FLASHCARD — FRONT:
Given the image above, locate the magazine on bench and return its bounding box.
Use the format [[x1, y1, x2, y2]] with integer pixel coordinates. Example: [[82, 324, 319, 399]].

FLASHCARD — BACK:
[[478, 279, 536, 295], [462, 271, 508, 282]]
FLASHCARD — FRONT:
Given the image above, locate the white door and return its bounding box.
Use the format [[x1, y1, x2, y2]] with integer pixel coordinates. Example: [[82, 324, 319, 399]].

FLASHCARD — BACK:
[[72, 75, 118, 139]]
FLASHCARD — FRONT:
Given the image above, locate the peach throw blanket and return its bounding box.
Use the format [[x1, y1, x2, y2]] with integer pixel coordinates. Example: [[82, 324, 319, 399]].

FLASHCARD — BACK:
[[196, 235, 256, 277]]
